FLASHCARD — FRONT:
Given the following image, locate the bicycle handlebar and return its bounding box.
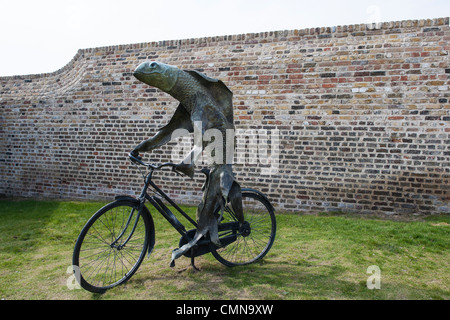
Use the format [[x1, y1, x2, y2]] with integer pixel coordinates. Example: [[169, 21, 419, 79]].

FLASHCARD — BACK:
[[128, 153, 177, 171]]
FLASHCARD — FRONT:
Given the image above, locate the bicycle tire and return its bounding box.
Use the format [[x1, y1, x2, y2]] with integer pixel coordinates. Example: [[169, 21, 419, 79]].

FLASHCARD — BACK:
[[72, 200, 153, 293], [211, 192, 276, 267]]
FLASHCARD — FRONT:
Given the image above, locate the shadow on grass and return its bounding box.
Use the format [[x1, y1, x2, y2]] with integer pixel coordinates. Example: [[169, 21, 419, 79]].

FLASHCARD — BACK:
[[115, 255, 449, 300]]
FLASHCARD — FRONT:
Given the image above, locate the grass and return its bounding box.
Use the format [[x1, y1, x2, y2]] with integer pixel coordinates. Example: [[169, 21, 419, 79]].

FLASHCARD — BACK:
[[0, 199, 448, 300]]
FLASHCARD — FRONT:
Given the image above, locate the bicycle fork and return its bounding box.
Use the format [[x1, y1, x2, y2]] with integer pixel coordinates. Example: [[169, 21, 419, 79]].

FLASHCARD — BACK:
[[109, 206, 142, 250]]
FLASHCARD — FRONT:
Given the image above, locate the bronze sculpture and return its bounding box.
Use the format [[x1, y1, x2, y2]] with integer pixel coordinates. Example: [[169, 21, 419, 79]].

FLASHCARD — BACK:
[[132, 61, 244, 267]]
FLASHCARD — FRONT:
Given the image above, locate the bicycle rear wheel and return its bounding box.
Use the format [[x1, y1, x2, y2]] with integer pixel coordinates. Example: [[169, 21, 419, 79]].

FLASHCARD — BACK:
[[211, 191, 276, 267], [72, 200, 152, 293]]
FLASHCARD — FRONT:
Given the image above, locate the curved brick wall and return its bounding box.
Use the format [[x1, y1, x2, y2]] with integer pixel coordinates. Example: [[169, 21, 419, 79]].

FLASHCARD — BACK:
[[1, 17, 449, 215]]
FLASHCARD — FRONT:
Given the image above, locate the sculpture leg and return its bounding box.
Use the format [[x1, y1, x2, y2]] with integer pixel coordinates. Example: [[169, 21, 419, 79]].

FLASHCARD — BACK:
[[190, 248, 200, 272], [170, 188, 219, 269], [228, 181, 244, 225], [196, 187, 221, 247]]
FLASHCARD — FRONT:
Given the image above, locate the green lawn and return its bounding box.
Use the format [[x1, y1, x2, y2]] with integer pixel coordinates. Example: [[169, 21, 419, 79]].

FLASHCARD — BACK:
[[0, 199, 448, 300]]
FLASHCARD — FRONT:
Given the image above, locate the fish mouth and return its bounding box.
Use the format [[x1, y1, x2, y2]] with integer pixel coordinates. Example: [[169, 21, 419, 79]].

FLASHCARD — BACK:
[[134, 70, 156, 75], [133, 68, 156, 81], [133, 71, 144, 81], [133, 69, 158, 81]]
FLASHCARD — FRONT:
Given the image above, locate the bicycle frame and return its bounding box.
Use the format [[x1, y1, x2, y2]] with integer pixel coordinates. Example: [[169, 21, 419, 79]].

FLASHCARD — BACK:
[[143, 167, 243, 261], [115, 155, 200, 251], [116, 153, 257, 260], [141, 164, 197, 243]]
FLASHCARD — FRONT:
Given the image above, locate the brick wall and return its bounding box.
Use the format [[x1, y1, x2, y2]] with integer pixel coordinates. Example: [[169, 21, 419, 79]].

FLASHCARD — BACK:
[[1, 17, 449, 215]]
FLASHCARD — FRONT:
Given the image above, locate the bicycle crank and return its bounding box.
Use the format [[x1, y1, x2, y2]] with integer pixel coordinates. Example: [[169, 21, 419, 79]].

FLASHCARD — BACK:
[[239, 221, 251, 237]]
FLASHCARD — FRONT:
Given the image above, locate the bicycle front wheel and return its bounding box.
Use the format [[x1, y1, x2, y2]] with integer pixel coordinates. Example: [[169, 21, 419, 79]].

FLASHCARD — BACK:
[[72, 200, 152, 293], [211, 191, 276, 267]]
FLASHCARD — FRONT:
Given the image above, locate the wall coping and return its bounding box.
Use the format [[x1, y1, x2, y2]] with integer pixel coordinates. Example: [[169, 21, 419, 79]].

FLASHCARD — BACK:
[[1, 17, 448, 81]]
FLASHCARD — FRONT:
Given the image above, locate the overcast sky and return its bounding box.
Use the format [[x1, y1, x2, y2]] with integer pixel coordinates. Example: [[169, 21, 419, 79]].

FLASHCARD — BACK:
[[1, 0, 449, 76]]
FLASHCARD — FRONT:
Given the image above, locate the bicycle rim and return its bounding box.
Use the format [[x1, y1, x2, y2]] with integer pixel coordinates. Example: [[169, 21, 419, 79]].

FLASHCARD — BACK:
[[211, 192, 276, 267], [73, 201, 149, 293]]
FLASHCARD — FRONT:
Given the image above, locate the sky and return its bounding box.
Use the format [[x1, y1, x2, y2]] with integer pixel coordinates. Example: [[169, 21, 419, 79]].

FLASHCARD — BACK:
[[0, 0, 449, 76]]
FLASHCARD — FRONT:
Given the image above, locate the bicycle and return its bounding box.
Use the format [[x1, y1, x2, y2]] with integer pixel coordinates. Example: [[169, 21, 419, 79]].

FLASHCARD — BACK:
[[72, 153, 276, 293]]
